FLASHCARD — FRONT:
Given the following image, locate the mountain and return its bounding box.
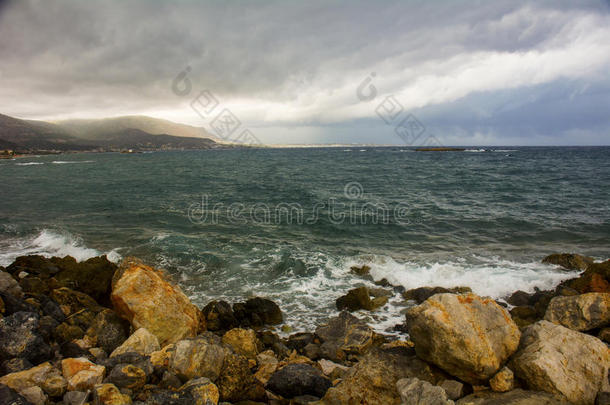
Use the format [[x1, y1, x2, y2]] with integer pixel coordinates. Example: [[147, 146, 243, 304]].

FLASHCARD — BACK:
[[0, 113, 219, 153]]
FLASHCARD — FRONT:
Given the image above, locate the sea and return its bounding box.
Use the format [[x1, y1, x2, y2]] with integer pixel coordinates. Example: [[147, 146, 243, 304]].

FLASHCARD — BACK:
[[1, 146, 609, 335]]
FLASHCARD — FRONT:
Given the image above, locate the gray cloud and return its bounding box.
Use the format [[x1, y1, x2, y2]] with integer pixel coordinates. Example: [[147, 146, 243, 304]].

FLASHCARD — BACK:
[[0, 0, 609, 144]]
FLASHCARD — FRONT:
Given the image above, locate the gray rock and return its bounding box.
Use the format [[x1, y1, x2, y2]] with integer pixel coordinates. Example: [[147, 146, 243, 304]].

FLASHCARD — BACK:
[[440, 379, 466, 400], [266, 363, 331, 398], [544, 293, 610, 331], [396, 377, 454, 405], [0, 312, 52, 364]]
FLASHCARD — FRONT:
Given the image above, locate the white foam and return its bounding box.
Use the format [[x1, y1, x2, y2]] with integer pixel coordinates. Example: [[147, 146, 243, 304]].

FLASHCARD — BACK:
[[15, 162, 44, 166], [51, 160, 94, 164], [0, 229, 121, 266]]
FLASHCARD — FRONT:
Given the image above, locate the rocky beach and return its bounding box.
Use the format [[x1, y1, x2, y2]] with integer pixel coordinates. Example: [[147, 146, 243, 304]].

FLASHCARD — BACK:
[[0, 252, 608, 405]]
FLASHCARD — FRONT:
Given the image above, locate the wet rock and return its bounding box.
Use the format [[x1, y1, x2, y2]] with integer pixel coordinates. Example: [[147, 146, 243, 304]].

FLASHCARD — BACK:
[[62, 357, 105, 391], [406, 293, 520, 384], [510, 320, 609, 405], [54, 255, 117, 304], [110, 328, 160, 358], [179, 377, 219, 405], [1, 358, 32, 376], [402, 286, 472, 304], [111, 258, 202, 346], [489, 367, 514, 393], [315, 311, 373, 362], [456, 389, 570, 404], [0, 311, 52, 364], [0, 271, 22, 298], [216, 351, 265, 403], [93, 383, 132, 405], [396, 377, 454, 405], [266, 363, 331, 399], [19, 386, 47, 405], [0, 384, 31, 405], [168, 335, 226, 381], [336, 286, 386, 311], [544, 292, 610, 331], [105, 363, 147, 390], [440, 379, 466, 401], [201, 300, 238, 332], [507, 290, 531, 307], [86, 309, 131, 354], [253, 350, 278, 385], [350, 264, 371, 276], [0, 362, 67, 397], [233, 297, 283, 327], [63, 390, 89, 405], [562, 260, 610, 294], [222, 328, 261, 359], [542, 253, 594, 271]]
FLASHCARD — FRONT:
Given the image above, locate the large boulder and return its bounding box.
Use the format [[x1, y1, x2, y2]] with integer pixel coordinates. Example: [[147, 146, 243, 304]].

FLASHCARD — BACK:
[[0, 362, 67, 397], [396, 377, 454, 405], [110, 258, 202, 346], [266, 363, 331, 399], [542, 253, 594, 271], [405, 293, 521, 384], [544, 292, 610, 331], [314, 311, 373, 362], [510, 320, 610, 405], [0, 312, 52, 364]]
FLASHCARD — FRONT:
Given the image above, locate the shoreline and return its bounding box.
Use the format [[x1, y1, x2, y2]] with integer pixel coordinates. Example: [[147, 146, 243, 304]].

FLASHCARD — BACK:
[[0, 252, 608, 404]]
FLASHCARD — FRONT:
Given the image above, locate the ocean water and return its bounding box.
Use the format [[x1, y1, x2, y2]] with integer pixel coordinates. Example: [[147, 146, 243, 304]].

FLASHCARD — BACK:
[[1, 147, 609, 335]]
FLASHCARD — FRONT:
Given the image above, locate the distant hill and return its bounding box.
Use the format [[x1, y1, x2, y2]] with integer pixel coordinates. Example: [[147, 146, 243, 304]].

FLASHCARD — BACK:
[[0, 113, 218, 153]]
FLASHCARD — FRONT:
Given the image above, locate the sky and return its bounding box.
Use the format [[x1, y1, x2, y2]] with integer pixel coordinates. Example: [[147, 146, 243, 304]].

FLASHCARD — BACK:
[[1, 0, 609, 145]]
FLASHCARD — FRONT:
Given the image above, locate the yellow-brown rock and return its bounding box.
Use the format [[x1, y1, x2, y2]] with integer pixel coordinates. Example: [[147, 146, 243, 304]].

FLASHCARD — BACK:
[[62, 357, 105, 391], [222, 328, 261, 359], [93, 383, 132, 405], [111, 258, 202, 346], [0, 362, 67, 397]]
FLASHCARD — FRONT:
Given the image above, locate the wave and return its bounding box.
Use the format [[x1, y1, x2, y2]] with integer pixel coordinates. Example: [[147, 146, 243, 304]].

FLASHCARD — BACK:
[[0, 229, 121, 267], [51, 160, 95, 164], [15, 162, 44, 166]]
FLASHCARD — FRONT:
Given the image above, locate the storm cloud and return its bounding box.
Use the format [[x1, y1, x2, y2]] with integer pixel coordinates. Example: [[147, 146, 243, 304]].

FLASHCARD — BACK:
[[1, 0, 609, 144]]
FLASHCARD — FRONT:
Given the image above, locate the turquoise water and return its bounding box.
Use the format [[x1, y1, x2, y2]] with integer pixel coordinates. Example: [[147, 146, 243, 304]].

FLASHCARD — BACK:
[[1, 147, 609, 333]]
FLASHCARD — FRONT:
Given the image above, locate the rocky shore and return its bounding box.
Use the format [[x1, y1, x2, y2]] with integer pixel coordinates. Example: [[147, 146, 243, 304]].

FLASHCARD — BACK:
[[0, 252, 608, 405]]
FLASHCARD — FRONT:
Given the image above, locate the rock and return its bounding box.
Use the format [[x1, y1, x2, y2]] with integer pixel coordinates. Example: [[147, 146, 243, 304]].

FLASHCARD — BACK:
[[319, 348, 441, 404], [440, 379, 466, 401], [159, 371, 182, 389], [510, 320, 610, 404], [0, 362, 67, 397], [233, 297, 283, 327], [93, 383, 132, 405], [396, 377, 454, 405], [179, 377, 219, 405], [0, 291, 36, 316], [303, 343, 321, 360], [19, 276, 49, 295], [0, 271, 22, 298], [317, 359, 348, 380], [254, 350, 278, 385], [598, 327, 610, 343], [50, 287, 103, 316], [1, 358, 33, 375], [489, 367, 514, 392], [406, 293, 520, 384], [563, 260, 610, 294], [509, 306, 539, 329], [54, 322, 85, 343], [53, 255, 117, 304], [201, 300, 238, 331], [105, 364, 147, 390], [507, 290, 531, 307], [149, 345, 174, 370], [369, 287, 393, 297], [286, 332, 315, 352], [0, 311, 52, 364], [86, 309, 131, 354], [222, 328, 261, 359], [6, 255, 61, 279], [216, 351, 265, 403], [315, 311, 373, 362], [0, 384, 31, 405], [456, 389, 570, 404], [542, 253, 594, 271], [597, 392, 610, 405], [402, 286, 472, 304], [350, 265, 371, 276], [266, 363, 331, 398], [110, 328, 160, 358], [19, 386, 47, 405], [102, 352, 153, 379], [336, 286, 385, 311], [544, 293, 610, 331], [110, 258, 202, 346], [63, 390, 90, 405], [168, 335, 226, 381], [62, 357, 106, 391]]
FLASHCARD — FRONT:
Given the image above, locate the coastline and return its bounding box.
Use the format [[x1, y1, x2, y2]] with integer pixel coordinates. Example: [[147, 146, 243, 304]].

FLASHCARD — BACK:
[[0, 252, 608, 404]]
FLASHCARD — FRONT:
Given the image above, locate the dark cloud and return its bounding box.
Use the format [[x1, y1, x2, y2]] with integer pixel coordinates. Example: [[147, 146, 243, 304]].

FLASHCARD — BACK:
[[0, 0, 609, 144]]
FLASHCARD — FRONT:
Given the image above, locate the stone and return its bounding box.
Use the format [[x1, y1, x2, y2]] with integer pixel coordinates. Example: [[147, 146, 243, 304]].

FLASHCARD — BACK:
[[20, 276, 49, 295], [86, 309, 131, 354], [216, 351, 265, 403], [507, 290, 531, 307], [510, 320, 610, 405], [563, 260, 610, 294], [489, 367, 514, 392], [233, 297, 283, 327], [350, 264, 371, 276], [544, 292, 610, 331], [598, 327, 610, 343], [105, 364, 147, 390], [201, 300, 238, 331], [63, 390, 90, 405], [396, 377, 454, 405], [0, 311, 52, 364], [168, 335, 226, 381], [5, 255, 61, 279], [317, 359, 348, 380], [510, 306, 539, 329], [406, 293, 521, 384], [254, 350, 278, 385], [179, 377, 219, 405], [19, 386, 47, 405], [456, 389, 570, 404], [0, 362, 67, 397], [53, 255, 117, 304], [402, 286, 472, 304], [102, 352, 153, 379], [597, 392, 610, 405], [149, 345, 174, 370], [266, 363, 331, 399], [93, 383, 132, 405], [0, 291, 36, 315], [0, 271, 22, 298], [542, 253, 594, 271], [1, 358, 33, 375], [50, 287, 103, 316], [336, 286, 386, 311], [286, 332, 315, 352], [222, 328, 261, 359], [0, 384, 31, 405], [315, 311, 373, 362], [303, 343, 321, 360], [110, 258, 202, 346], [54, 322, 85, 342], [440, 379, 466, 401], [110, 328, 160, 358], [62, 357, 106, 391], [159, 371, 182, 389]]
